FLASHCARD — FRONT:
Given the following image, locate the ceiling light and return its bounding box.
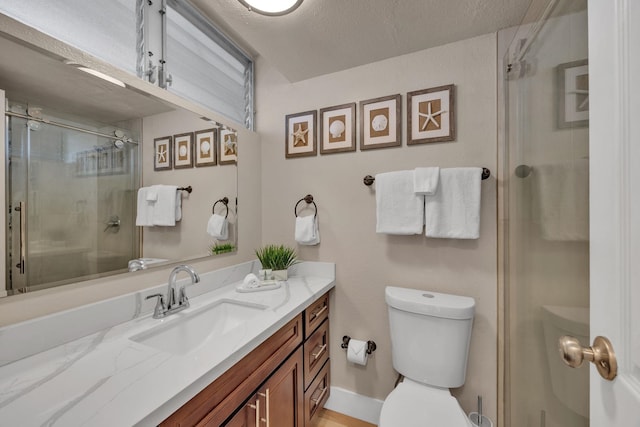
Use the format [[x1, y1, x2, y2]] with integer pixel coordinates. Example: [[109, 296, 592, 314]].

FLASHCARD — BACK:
[[238, 0, 303, 16], [77, 67, 126, 88]]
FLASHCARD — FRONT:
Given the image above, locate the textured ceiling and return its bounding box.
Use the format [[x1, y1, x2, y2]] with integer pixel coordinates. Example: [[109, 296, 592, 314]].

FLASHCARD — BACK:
[[192, 0, 532, 82]]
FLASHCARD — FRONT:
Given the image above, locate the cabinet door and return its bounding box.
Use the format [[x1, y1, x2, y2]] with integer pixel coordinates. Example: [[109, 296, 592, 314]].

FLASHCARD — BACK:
[[261, 347, 304, 427], [225, 394, 260, 427]]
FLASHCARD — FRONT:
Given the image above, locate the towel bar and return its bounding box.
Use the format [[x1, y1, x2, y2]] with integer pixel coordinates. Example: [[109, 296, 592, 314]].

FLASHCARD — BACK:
[[363, 167, 491, 186], [177, 186, 193, 193], [212, 197, 229, 218], [294, 194, 318, 218]]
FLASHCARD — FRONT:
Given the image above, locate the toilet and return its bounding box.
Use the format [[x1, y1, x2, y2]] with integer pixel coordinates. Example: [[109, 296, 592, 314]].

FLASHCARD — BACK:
[[379, 286, 476, 427]]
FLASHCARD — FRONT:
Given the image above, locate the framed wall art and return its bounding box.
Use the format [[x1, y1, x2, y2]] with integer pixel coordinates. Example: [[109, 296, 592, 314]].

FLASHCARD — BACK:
[[319, 102, 356, 154], [285, 110, 317, 158], [173, 132, 194, 169], [154, 136, 172, 171], [407, 84, 456, 145], [557, 59, 588, 128], [220, 128, 238, 165], [359, 94, 401, 150], [195, 128, 218, 167]]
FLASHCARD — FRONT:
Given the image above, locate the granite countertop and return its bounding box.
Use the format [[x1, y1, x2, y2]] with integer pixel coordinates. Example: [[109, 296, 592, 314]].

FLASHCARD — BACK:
[[0, 262, 335, 426]]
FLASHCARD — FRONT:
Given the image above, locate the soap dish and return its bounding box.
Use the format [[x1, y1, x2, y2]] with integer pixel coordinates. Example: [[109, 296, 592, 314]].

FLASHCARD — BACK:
[[236, 280, 282, 293]]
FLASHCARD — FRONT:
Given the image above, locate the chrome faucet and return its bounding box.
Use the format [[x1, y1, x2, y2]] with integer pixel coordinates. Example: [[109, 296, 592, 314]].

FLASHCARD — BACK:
[[146, 264, 200, 319]]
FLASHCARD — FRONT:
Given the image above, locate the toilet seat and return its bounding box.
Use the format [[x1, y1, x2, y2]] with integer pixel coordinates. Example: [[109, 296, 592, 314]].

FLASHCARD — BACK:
[[379, 379, 472, 427]]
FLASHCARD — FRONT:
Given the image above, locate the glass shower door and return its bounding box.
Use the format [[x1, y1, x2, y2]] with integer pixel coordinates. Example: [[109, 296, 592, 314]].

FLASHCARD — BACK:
[[6, 112, 139, 294], [503, 0, 589, 426]]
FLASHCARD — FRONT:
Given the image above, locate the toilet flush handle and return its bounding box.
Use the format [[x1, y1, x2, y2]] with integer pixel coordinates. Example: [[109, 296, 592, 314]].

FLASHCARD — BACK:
[[558, 335, 617, 380]]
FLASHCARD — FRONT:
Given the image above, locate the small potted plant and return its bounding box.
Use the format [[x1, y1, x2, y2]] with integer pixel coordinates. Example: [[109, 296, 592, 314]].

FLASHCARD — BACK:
[[255, 244, 298, 281], [209, 243, 236, 255]]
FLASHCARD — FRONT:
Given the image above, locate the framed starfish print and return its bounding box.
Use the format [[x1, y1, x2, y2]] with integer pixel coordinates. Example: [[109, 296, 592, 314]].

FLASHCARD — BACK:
[[285, 110, 317, 158], [154, 136, 172, 171], [407, 84, 456, 145]]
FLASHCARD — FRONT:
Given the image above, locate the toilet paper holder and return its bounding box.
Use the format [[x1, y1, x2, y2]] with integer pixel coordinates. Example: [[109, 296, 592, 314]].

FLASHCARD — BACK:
[[341, 335, 377, 355]]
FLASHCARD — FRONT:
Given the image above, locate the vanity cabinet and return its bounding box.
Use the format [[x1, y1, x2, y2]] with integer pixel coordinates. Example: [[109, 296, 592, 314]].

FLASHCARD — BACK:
[[161, 292, 331, 427]]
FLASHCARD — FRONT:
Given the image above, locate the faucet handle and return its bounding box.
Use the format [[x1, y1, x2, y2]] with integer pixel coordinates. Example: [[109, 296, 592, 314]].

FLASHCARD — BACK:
[[146, 293, 166, 318], [178, 287, 190, 308]]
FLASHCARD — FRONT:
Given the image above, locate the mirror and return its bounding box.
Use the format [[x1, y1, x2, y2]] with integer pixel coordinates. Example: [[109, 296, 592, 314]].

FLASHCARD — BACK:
[[0, 33, 238, 297]]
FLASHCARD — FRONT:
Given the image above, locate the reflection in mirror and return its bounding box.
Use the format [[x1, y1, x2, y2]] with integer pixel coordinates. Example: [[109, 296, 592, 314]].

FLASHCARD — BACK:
[[1, 33, 238, 297]]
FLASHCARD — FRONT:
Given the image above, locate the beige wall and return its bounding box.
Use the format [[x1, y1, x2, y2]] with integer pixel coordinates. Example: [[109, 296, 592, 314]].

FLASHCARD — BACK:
[[257, 34, 498, 419]]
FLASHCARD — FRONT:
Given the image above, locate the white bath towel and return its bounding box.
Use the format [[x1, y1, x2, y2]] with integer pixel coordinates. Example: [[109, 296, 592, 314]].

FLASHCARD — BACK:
[[175, 191, 182, 222], [207, 213, 229, 240], [152, 185, 179, 226], [414, 167, 440, 195], [376, 170, 425, 235], [425, 167, 482, 239], [295, 215, 320, 245], [533, 160, 589, 241], [242, 273, 260, 289], [135, 187, 155, 226]]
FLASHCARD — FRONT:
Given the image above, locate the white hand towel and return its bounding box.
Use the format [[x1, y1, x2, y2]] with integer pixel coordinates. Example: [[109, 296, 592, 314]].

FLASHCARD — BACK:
[[533, 160, 588, 241], [151, 185, 179, 226], [414, 167, 440, 195], [295, 215, 320, 245], [207, 213, 229, 240], [145, 189, 158, 202], [425, 167, 482, 239], [175, 191, 182, 222], [242, 273, 260, 289], [376, 170, 425, 235], [135, 187, 155, 226]]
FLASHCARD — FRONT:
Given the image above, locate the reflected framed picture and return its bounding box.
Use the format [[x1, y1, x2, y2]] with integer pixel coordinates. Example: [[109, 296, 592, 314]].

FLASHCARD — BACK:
[[220, 128, 238, 165], [154, 136, 172, 171], [195, 128, 218, 167], [319, 102, 356, 155], [359, 94, 401, 150], [407, 84, 456, 145], [557, 59, 589, 128], [285, 110, 317, 158], [173, 132, 194, 169]]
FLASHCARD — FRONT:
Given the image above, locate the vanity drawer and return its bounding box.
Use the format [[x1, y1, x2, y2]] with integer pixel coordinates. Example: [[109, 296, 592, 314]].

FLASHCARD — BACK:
[[304, 359, 330, 425], [303, 318, 329, 390], [304, 292, 329, 338]]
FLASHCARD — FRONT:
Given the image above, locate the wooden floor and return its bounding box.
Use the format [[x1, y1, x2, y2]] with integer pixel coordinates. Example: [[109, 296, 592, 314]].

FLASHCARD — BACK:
[[310, 409, 377, 427]]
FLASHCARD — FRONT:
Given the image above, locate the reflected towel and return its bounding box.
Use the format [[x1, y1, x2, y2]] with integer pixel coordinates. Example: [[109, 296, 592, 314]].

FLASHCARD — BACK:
[[425, 167, 482, 239], [295, 215, 320, 245], [376, 170, 424, 235], [533, 160, 589, 241], [414, 167, 440, 195], [207, 213, 229, 240], [135, 187, 155, 227], [151, 185, 179, 226]]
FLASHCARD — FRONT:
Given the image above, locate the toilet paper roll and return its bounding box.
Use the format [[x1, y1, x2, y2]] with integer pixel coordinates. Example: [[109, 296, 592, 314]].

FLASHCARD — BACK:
[[347, 339, 368, 366]]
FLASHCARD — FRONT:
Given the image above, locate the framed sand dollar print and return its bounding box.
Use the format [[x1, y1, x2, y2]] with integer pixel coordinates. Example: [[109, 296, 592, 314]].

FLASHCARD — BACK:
[[360, 94, 401, 150]]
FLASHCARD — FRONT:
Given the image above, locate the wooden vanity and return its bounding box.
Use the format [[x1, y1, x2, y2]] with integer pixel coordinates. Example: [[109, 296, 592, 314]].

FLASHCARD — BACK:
[[161, 291, 331, 427]]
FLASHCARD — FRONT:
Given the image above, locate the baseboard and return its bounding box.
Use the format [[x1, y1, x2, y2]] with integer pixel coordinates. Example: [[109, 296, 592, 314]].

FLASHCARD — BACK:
[[324, 386, 384, 425]]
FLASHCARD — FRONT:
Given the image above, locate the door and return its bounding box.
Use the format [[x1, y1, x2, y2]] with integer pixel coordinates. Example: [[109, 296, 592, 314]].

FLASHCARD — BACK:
[[588, 0, 640, 424]]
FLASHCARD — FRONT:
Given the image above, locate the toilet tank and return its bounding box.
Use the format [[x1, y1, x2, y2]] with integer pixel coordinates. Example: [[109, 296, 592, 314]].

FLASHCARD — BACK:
[[385, 287, 475, 388]]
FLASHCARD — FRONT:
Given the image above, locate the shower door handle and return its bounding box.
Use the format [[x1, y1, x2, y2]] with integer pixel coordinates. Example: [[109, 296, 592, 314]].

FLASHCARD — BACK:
[[558, 335, 617, 380], [14, 202, 25, 274]]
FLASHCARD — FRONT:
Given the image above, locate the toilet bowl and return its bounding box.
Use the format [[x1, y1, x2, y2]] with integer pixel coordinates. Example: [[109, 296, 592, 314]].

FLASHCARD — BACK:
[[380, 287, 476, 427], [379, 379, 473, 426]]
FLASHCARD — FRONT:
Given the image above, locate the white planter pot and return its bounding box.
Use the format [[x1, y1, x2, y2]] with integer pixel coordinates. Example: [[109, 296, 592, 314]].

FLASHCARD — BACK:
[[272, 269, 288, 281]]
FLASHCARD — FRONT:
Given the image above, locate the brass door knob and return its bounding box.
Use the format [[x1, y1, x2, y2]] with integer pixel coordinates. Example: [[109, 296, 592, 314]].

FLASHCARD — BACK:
[[558, 335, 617, 381]]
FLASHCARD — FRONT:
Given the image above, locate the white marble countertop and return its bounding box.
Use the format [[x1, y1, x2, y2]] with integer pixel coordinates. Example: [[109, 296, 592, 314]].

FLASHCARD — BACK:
[[0, 261, 335, 426]]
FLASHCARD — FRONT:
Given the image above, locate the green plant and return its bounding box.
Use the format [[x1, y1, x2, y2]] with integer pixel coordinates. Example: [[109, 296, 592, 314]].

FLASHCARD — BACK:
[[209, 243, 236, 255], [255, 244, 298, 270]]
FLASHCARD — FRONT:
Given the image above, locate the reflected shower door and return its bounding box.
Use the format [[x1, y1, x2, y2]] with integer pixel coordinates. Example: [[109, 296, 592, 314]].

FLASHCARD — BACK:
[[503, 0, 589, 426], [6, 115, 138, 294]]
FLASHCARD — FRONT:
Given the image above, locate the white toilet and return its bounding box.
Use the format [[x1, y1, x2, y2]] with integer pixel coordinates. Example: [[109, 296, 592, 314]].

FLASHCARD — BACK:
[[379, 286, 476, 427]]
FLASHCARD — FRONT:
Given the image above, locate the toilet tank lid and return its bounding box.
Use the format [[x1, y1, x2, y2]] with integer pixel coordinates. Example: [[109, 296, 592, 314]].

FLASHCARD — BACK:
[[385, 287, 475, 320]]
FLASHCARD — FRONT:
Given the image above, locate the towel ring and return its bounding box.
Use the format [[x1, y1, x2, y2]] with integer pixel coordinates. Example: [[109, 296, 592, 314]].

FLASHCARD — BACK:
[[294, 194, 317, 218], [212, 197, 229, 218]]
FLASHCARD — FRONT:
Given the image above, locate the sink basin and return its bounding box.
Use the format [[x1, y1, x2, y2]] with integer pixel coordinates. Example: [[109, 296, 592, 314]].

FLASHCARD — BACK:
[[130, 299, 268, 355]]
